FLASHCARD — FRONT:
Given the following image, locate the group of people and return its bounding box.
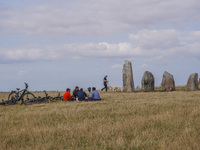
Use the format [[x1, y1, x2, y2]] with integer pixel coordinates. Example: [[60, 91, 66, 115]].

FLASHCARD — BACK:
[[63, 75, 108, 102], [63, 86, 101, 101]]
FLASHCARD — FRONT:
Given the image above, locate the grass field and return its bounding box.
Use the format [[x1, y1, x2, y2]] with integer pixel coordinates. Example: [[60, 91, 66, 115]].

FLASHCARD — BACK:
[[0, 89, 200, 150]]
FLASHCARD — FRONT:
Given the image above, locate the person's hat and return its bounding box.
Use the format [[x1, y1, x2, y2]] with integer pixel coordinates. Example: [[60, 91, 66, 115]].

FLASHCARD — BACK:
[[75, 86, 79, 88], [87, 87, 91, 90]]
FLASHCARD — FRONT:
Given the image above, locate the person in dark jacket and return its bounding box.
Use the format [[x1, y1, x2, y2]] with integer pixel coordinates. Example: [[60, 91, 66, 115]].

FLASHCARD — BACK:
[[77, 88, 87, 101], [101, 75, 108, 92], [73, 86, 79, 98]]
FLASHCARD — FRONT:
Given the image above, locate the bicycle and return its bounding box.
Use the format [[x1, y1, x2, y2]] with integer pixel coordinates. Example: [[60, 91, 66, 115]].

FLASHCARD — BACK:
[[4, 83, 36, 105], [50, 92, 63, 102], [24, 90, 53, 105], [34, 91, 63, 103]]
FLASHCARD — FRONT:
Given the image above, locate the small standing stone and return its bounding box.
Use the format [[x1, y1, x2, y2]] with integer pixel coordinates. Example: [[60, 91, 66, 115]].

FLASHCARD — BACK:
[[187, 73, 198, 91], [161, 71, 175, 91], [122, 60, 134, 92], [141, 71, 154, 92]]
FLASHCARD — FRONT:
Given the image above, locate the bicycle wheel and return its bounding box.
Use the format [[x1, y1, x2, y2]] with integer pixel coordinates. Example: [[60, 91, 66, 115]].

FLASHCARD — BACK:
[[35, 97, 47, 104], [24, 99, 34, 105], [22, 92, 35, 105], [7, 98, 18, 105], [50, 96, 59, 102], [8, 91, 17, 101], [7, 92, 18, 105]]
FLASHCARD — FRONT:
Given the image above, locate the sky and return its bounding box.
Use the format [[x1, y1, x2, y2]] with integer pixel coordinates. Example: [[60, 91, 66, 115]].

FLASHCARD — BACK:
[[0, 0, 200, 91]]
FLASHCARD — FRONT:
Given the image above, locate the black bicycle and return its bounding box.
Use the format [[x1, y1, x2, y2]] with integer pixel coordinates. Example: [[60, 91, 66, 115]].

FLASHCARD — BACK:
[[24, 91, 63, 104], [1, 83, 36, 105], [50, 92, 63, 102], [24, 90, 53, 105]]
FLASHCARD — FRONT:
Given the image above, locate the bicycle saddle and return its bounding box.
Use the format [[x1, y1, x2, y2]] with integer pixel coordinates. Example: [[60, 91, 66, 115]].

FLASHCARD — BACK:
[[16, 88, 20, 91]]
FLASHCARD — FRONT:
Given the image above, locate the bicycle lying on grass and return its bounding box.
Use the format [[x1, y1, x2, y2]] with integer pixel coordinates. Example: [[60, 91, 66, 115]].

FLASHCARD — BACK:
[[24, 90, 63, 105], [0, 83, 63, 106], [50, 92, 63, 102], [0, 83, 36, 105]]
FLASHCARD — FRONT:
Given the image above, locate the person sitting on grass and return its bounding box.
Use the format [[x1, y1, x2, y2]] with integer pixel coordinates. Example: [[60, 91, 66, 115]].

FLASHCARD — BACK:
[[89, 87, 101, 101], [76, 88, 87, 101], [87, 87, 92, 97], [63, 88, 74, 101], [73, 86, 79, 98]]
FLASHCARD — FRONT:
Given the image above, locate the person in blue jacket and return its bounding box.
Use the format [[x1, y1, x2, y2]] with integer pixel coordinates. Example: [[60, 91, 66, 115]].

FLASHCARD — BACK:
[[76, 88, 87, 101], [89, 87, 101, 101]]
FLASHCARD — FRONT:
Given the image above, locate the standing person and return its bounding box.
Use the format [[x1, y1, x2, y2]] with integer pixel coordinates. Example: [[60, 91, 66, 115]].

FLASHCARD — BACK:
[[73, 86, 79, 98], [101, 75, 108, 92], [89, 87, 101, 101], [63, 88, 74, 101], [77, 88, 87, 101]]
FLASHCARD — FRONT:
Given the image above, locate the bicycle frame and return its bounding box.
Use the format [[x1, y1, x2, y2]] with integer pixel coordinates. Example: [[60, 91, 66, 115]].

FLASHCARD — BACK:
[[16, 83, 28, 101]]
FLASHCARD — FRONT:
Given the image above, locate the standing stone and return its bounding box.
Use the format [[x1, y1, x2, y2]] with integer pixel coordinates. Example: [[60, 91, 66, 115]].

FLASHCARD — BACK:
[[122, 60, 134, 92], [199, 78, 200, 89], [141, 71, 154, 92], [161, 71, 175, 91], [187, 73, 198, 91]]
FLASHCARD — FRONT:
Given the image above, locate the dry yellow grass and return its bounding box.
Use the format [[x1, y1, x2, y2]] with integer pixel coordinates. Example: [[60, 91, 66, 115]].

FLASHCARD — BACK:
[[0, 90, 200, 150]]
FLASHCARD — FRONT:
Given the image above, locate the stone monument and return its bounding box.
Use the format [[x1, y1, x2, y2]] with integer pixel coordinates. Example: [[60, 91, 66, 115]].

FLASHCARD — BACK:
[[199, 78, 200, 89], [141, 71, 154, 92], [122, 60, 134, 92], [161, 71, 175, 91], [187, 73, 198, 91]]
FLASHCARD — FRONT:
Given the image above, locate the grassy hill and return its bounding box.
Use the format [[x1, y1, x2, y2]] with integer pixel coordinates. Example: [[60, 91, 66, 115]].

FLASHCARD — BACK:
[[0, 90, 200, 149]]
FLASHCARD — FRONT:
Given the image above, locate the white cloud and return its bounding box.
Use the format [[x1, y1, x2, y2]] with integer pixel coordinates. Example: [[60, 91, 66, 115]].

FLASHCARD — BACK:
[[1, 29, 200, 63], [129, 29, 182, 49], [18, 70, 28, 76], [0, 0, 200, 36], [111, 64, 122, 69], [139, 64, 148, 68], [129, 29, 200, 60]]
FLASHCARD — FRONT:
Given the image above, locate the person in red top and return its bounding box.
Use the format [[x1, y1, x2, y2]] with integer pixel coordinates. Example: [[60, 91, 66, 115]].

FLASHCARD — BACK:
[[63, 88, 74, 101]]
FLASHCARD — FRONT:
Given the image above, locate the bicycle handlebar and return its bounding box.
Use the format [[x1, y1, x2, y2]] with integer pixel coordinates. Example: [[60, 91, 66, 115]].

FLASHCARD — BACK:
[[24, 82, 28, 89]]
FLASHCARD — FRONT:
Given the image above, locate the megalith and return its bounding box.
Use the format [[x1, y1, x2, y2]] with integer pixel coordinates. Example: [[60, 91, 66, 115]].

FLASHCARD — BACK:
[[187, 73, 198, 91], [122, 60, 134, 92], [161, 71, 175, 91], [141, 71, 154, 92], [199, 78, 200, 89]]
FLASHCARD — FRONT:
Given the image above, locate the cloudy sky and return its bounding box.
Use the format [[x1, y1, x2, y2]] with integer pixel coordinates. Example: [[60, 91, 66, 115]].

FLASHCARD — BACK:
[[0, 0, 200, 91]]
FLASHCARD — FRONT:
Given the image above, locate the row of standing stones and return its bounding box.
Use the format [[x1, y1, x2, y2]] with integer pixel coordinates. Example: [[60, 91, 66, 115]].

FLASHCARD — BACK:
[[122, 60, 200, 92]]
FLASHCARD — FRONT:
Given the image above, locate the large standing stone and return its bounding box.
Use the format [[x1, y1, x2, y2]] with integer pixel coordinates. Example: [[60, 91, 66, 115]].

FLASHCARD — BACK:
[[199, 78, 200, 89], [187, 73, 198, 91], [122, 60, 134, 92], [141, 71, 154, 92], [161, 71, 175, 91]]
